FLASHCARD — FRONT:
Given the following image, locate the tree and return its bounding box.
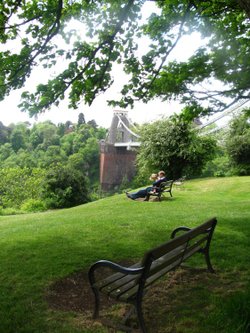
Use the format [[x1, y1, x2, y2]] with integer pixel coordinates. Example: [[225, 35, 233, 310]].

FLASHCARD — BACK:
[[0, 167, 46, 208], [72, 123, 95, 152], [60, 131, 76, 155], [29, 121, 59, 149], [80, 136, 100, 181], [0, 1, 249, 119], [136, 116, 216, 180], [0, 143, 14, 163], [226, 108, 250, 175], [0, 118, 105, 211], [87, 119, 97, 129], [43, 163, 90, 208], [0, 122, 10, 144], [9, 123, 29, 152], [116, 0, 250, 119], [40, 145, 67, 167], [77, 112, 85, 126]]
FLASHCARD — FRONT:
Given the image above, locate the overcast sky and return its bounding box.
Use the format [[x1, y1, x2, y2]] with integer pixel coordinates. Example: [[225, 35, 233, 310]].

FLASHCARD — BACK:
[[0, 3, 205, 129], [0, 35, 204, 129]]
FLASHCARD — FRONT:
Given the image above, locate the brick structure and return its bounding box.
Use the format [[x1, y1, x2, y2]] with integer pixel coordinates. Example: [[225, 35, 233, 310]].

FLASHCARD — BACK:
[[100, 110, 140, 192]]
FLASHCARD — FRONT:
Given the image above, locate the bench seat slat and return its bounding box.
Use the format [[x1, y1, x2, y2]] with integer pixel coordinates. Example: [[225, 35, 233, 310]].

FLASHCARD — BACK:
[[108, 279, 139, 300], [95, 246, 184, 291], [99, 255, 184, 301], [96, 236, 209, 301], [144, 259, 181, 289], [99, 274, 139, 296], [110, 243, 206, 302], [99, 252, 186, 301], [118, 258, 183, 302], [98, 255, 184, 300], [98, 237, 209, 301], [94, 262, 141, 290], [147, 249, 185, 277], [106, 251, 186, 300], [110, 245, 206, 301]]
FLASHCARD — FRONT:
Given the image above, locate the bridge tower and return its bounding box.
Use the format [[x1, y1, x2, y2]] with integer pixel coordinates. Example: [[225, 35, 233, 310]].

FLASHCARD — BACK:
[[100, 110, 140, 191]]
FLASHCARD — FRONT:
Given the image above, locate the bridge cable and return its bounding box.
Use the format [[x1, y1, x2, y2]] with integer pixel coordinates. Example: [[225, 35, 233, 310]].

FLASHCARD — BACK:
[[116, 114, 141, 138]]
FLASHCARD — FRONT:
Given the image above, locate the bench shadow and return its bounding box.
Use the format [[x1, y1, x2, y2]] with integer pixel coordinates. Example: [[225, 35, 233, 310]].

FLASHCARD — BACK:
[[45, 265, 247, 332]]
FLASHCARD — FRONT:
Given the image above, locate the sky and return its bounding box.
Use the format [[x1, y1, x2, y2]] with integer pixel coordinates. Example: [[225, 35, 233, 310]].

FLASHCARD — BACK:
[[0, 35, 203, 129], [0, 3, 209, 129]]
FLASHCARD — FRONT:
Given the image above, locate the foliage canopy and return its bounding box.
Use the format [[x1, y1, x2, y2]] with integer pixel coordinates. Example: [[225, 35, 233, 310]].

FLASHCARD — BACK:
[[0, 120, 106, 211], [136, 116, 216, 180], [226, 108, 250, 175], [0, 0, 249, 119]]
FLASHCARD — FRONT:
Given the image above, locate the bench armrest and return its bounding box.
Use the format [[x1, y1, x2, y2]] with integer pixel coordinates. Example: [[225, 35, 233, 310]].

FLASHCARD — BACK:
[[150, 186, 160, 191], [88, 260, 144, 285], [171, 226, 191, 239]]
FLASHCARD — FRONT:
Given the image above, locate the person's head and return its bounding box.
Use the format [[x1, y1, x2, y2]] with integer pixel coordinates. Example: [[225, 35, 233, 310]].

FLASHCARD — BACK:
[[158, 170, 165, 178], [150, 173, 158, 181]]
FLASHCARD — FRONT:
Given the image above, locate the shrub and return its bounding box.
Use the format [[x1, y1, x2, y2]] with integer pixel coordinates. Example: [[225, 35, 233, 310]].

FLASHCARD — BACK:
[[226, 109, 250, 175], [0, 207, 22, 215], [136, 116, 217, 180], [0, 167, 46, 209], [42, 164, 90, 208], [202, 155, 232, 177], [21, 199, 47, 213]]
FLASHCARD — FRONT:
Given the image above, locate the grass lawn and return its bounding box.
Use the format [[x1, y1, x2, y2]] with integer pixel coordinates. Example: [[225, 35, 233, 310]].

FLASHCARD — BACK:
[[0, 176, 249, 333]]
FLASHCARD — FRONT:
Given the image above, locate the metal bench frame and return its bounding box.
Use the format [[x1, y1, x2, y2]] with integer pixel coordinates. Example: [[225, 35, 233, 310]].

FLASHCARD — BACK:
[[146, 180, 174, 201], [88, 218, 217, 332]]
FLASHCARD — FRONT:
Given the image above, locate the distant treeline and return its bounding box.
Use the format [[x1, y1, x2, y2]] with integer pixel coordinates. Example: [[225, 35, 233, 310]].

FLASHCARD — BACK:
[[0, 114, 107, 213]]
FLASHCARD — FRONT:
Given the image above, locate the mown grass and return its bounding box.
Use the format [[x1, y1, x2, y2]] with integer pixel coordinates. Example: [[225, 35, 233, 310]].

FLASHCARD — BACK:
[[0, 176, 249, 333]]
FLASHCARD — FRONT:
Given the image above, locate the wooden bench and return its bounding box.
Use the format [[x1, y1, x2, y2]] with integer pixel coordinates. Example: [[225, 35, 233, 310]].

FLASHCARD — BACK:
[[145, 180, 174, 201], [88, 217, 217, 332]]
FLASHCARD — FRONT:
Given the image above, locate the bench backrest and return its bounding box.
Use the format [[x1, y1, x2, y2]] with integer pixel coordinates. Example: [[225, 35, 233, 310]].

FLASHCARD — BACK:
[[140, 218, 217, 285], [159, 180, 173, 191]]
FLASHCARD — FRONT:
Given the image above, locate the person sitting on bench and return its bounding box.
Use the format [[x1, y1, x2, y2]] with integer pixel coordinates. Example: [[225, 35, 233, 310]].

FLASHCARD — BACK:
[[149, 173, 158, 193], [126, 170, 167, 201]]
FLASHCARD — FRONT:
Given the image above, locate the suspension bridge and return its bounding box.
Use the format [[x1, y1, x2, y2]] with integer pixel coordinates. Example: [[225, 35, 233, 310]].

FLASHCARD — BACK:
[[100, 100, 249, 191]]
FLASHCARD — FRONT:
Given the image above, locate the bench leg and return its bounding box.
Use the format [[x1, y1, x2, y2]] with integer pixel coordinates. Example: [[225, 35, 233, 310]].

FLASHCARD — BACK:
[[204, 249, 215, 273], [136, 301, 147, 333], [92, 287, 100, 319]]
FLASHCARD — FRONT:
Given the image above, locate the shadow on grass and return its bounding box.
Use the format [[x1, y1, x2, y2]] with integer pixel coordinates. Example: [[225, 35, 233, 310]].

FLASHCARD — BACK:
[[45, 265, 249, 333]]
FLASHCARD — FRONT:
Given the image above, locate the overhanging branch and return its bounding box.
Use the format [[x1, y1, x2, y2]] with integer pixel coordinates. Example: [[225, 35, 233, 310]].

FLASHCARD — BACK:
[[6, 0, 63, 84]]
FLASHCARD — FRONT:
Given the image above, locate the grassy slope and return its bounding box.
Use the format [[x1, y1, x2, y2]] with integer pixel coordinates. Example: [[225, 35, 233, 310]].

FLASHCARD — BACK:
[[0, 177, 249, 333]]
